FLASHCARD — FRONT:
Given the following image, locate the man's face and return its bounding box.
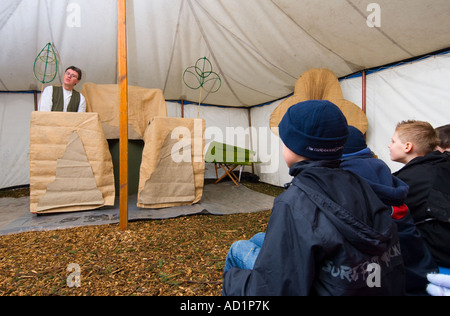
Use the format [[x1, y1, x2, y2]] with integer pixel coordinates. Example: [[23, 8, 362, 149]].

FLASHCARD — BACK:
[[63, 69, 80, 87], [388, 131, 408, 164]]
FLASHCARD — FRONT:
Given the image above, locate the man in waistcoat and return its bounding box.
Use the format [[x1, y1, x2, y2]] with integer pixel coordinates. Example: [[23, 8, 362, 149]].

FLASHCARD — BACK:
[[39, 66, 86, 112]]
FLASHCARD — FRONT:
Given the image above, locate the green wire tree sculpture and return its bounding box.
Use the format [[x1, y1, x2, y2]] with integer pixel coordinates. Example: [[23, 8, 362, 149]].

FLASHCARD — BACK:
[[183, 57, 221, 117], [33, 42, 58, 110]]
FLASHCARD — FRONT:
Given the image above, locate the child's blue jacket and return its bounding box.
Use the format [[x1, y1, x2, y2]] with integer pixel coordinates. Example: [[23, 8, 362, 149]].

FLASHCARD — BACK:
[[223, 160, 405, 296]]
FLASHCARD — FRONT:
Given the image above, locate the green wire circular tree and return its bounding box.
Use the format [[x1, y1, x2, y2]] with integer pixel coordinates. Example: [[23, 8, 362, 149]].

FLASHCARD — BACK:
[[183, 57, 221, 117], [33, 42, 58, 110]]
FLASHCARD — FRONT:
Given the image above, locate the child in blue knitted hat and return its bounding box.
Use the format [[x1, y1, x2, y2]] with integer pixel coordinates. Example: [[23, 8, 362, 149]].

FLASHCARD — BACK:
[[223, 100, 405, 296]]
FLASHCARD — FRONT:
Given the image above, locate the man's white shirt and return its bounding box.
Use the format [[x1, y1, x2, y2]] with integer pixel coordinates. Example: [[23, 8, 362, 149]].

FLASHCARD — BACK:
[[39, 86, 86, 112]]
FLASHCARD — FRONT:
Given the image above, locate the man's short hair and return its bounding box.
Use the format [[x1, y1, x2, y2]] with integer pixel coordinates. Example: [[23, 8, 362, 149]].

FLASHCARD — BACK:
[[436, 124, 450, 149], [395, 120, 439, 155], [66, 66, 82, 80]]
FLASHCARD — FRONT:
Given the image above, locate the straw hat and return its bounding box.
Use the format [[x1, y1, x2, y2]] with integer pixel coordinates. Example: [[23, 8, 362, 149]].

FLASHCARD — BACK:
[[270, 68, 368, 136]]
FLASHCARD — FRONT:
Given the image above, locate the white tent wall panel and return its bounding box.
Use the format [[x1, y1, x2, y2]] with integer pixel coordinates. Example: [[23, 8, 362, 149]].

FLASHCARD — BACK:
[[0, 0, 118, 92], [2, 1, 450, 106], [166, 101, 182, 118], [363, 53, 450, 173], [250, 100, 290, 187], [0, 93, 34, 189], [340, 53, 450, 174]]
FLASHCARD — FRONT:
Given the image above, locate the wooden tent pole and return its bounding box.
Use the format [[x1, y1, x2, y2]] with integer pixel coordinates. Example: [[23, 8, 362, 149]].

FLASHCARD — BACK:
[[181, 98, 185, 118], [248, 108, 255, 174], [362, 70, 367, 114], [118, 0, 128, 231], [33, 91, 38, 111]]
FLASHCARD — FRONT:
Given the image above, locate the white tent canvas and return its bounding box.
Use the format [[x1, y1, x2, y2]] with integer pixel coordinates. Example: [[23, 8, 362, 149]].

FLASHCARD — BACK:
[[1, 0, 449, 189]]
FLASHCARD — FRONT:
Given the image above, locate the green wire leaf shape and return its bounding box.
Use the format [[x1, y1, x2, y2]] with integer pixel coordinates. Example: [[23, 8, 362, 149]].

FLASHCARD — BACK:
[[33, 42, 58, 84], [183, 57, 221, 93]]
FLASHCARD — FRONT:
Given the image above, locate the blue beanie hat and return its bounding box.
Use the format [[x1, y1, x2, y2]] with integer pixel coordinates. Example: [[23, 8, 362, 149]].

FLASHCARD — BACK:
[[343, 126, 367, 154], [279, 100, 349, 160]]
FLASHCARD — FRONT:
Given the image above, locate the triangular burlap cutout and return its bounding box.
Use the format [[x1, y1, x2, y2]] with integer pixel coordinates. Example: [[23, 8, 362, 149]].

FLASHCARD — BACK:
[[36, 131, 104, 212], [138, 133, 196, 205]]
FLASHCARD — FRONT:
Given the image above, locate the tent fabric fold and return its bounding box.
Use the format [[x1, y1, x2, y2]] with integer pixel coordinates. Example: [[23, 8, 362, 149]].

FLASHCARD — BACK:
[[1, 0, 449, 107]]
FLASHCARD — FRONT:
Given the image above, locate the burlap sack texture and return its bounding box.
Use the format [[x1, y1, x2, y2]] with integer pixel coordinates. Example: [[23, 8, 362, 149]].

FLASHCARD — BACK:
[[82, 83, 206, 208], [30, 84, 206, 213], [29, 112, 115, 214], [270, 68, 369, 135], [138, 117, 205, 209], [81, 83, 167, 140]]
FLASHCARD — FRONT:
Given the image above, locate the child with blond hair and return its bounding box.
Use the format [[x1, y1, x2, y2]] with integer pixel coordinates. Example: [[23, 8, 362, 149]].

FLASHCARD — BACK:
[[390, 120, 450, 272]]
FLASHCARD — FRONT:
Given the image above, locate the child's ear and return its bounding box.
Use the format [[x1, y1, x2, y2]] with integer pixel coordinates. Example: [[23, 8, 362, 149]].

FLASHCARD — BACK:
[[404, 142, 413, 153]]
